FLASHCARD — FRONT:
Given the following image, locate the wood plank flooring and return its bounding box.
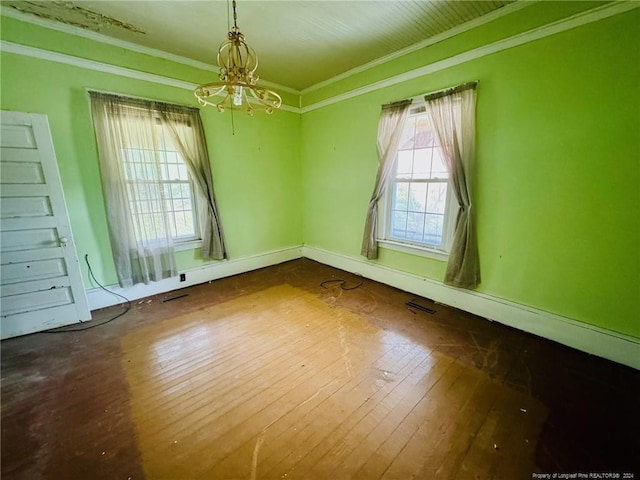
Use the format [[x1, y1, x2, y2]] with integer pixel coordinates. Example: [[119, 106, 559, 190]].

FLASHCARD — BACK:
[[1, 259, 639, 479]]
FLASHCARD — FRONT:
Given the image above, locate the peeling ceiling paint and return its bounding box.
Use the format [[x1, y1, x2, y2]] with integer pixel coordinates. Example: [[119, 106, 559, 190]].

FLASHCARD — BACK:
[[3, 1, 144, 34], [1, 1, 518, 90]]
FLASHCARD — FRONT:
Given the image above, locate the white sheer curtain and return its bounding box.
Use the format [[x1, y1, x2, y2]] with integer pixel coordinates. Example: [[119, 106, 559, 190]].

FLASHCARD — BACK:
[[361, 100, 412, 259], [90, 93, 180, 287], [425, 82, 480, 288]]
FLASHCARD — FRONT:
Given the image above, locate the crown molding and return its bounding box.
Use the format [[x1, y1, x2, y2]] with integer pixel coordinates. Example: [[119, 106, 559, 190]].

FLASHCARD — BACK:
[[0, 40, 194, 89], [301, 0, 639, 113], [300, 0, 535, 96], [0, 5, 301, 96], [2, 1, 636, 116], [0, 40, 302, 114]]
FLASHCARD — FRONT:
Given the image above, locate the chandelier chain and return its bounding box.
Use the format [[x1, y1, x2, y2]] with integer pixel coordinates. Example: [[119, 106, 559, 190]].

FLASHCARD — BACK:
[[232, 0, 238, 29]]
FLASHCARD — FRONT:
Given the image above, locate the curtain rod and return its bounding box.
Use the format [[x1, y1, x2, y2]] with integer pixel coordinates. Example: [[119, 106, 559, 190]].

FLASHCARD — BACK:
[[381, 99, 412, 110], [382, 80, 479, 109], [424, 81, 477, 102], [84, 87, 199, 111]]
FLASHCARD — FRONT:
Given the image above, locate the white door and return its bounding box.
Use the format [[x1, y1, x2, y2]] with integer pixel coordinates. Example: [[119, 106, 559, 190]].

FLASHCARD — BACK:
[[0, 110, 91, 338]]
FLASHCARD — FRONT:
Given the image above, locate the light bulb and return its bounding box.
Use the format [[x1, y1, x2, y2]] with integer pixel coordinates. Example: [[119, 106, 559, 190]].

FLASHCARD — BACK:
[[233, 87, 244, 106]]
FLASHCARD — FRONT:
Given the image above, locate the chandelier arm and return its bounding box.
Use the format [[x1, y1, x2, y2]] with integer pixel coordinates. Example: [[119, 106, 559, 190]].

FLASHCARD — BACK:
[[242, 88, 254, 115], [196, 82, 280, 105], [235, 43, 245, 78], [248, 86, 282, 109], [219, 90, 234, 112], [246, 46, 258, 77]]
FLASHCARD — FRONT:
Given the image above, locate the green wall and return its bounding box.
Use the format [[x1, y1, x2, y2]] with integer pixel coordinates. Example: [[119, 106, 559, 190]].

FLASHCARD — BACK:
[[0, 20, 303, 288], [301, 6, 640, 338], [1, 3, 638, 339]]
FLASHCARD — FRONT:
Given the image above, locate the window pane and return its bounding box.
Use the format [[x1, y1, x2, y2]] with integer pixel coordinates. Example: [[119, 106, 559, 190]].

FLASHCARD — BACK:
[[141, 149, 155, 164], [408, 183, 427, 213], [131, 212, 141, 235], [393, 182, 409, 211], [144, 160, 158, 179], [391, 210, 407, 239], [158, 154, 170, 181], [424, 214, 444, 246], [414, 116, 436, 148], [169, 183, 183, 199], [124, 149, 141, 163], [173, 197, 192, 211], [177, 163, 189, 180], [181, 183, 192, 199], [167, 163, 181, 181], [398, 115, 417, 150], [406, 212, 425, 241], [135, 162, 148, 181], [133, 198, 151, 214], [123, 160, 134, 181], [426, 182, 447, 215], [164, 195, 175, 217], [174, 211, 194, 238], [396, 150, 413, 178], [150, 213, 169, 238], [412, 148, 431, 179], [165, 151, 178, 164], [430, 147, 448, 179], [130, 183, 155, 203], [135, 213, 151, 238], [127, 160, 146, 181], [168, 215, 178, 239]]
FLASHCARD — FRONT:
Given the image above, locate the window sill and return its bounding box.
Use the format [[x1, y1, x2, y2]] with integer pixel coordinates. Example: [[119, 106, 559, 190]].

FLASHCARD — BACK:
[[174, 239, 203, 252], [378, 239, 449, 261]]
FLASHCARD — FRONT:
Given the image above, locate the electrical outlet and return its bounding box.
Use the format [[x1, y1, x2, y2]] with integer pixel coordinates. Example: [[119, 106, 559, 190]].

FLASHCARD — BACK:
[[180, 273, 186, 282]]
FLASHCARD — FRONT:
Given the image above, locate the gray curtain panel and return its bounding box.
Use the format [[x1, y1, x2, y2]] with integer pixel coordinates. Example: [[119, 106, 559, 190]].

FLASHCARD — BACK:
[[425, 82, 480, 289], [159, 108, 227, 261], [361, 100, 412, 259]]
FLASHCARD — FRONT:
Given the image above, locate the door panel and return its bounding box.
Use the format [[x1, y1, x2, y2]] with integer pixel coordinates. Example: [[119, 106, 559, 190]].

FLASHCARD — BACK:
[[1, 196, 53, 218], [0, 162, 45, 184], [2, 288, 74, 316], [1, 258, 68, 284], [1, 111, 91, 338], [1, 227, 59, 251], [1, 123, 37, 148], [1, 277, 71, 297]]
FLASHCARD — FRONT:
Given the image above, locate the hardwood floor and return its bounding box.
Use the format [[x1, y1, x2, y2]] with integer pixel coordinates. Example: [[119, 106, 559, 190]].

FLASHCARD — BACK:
[[1, 259, 638, 479]]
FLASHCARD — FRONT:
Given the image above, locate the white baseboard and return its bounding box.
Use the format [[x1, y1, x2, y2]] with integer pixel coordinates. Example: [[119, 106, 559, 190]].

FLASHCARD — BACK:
[[86, 245, 303, 311], [85, 243, 638, 370], [302, 245, 640, 370]]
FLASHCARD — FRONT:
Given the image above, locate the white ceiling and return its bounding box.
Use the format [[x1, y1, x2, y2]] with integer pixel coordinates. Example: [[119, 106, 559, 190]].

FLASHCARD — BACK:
[[2, 0, 515, 91]]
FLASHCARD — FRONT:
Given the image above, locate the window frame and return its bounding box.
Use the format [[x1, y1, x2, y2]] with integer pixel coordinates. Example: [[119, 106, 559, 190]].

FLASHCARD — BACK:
[[377, 100, 458, 260]]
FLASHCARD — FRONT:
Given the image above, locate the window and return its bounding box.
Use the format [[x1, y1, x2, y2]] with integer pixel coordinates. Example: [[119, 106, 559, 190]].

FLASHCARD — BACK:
[[381, 104, 457, 254], [122, 124, 200, 246], [91, 91, 226, 286]]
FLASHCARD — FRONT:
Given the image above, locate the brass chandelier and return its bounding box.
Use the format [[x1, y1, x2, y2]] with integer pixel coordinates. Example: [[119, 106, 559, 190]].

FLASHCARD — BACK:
[[194, 0, 282, 115]]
